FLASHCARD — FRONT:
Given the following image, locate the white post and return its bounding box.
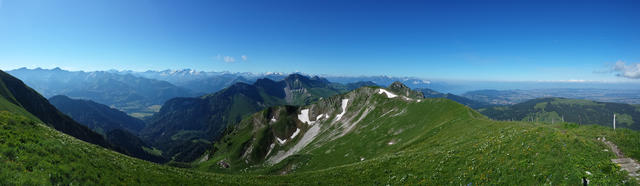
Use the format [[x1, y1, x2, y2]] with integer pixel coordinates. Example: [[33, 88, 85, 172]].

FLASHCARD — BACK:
[[613, 114, 616, 130]]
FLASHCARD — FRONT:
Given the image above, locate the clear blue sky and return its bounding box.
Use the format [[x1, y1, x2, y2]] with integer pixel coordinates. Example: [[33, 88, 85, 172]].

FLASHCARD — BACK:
[[0, 0, 639, 81]]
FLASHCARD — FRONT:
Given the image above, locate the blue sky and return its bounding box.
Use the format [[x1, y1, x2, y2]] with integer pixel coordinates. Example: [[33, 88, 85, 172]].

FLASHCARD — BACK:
[[0, 0, 639, 81]]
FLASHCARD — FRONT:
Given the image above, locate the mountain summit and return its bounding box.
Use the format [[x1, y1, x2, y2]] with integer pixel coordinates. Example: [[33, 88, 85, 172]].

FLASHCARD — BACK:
[[388, 81, 424, 99]]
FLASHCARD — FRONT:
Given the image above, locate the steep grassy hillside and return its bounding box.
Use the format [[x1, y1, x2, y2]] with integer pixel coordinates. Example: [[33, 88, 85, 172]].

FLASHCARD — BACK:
[[194, 85, 638, 185], [49, 95, 166, 163], [0, 70, 110, 148], [106, 129, 167, 163], [0, 111, 244, 185], [0, 70, 170, 162], [49, 95, 146, 134], [480, 97, 640, 130]]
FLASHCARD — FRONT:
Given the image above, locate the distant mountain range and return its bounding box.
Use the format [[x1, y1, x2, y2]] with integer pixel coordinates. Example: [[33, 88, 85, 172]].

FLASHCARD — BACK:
[[8, 68, 447, 115], [119, 69, 440, 94], [8, 68, 196, 118], [112, 69, 261, 95], [112, 69, 263, 84], [324, 75, 433, 88]]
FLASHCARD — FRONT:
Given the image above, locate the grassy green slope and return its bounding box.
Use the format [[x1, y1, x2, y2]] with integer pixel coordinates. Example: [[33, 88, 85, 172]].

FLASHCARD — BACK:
[[196, 86, 639, 185], [267, 122, 632, 185], [0, 111, 233, 185], [0, 70, 111, 148], [0, 96, 39, 121], [0, 75, 39, 121]]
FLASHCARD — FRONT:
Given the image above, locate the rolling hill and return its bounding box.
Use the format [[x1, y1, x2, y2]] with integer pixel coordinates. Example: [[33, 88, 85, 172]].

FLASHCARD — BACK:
[[479, 97, 640, 130], [463, 89, 640, 105]]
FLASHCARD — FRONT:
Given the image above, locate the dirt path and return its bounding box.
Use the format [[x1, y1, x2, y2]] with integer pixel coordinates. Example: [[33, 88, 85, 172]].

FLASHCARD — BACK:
[[599, 137, 640, 180]]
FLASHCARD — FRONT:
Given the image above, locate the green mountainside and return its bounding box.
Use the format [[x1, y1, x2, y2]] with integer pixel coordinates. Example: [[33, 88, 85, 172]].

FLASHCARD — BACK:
[[480, 97, 640, 130], [105, 129, 167, 163], [0, 111, 237, 185], [0, 70, 110, 148], [197, 84, 425, 173], [49, 95, 146, 135], [187, 83, 639, 185], [48, 95, 166, 162], [0, 70, 168, 162], [1, 81, 640, 184], [141, 74, 355, 162]]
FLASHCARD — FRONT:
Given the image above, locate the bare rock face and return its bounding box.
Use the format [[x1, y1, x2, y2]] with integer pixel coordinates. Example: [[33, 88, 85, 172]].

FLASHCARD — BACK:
[[388, 81, 424, 99]]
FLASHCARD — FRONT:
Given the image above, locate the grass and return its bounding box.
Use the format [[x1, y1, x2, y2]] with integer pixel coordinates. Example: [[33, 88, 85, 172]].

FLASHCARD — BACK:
[[193, 88, 640, 185], [550, 98, 605, 106], [482, 97, 640, 130], [143, 146, 164, 156], [616, 113, 634, 127], [0, 111, 238, 185], [0, 96, 40, 121]]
